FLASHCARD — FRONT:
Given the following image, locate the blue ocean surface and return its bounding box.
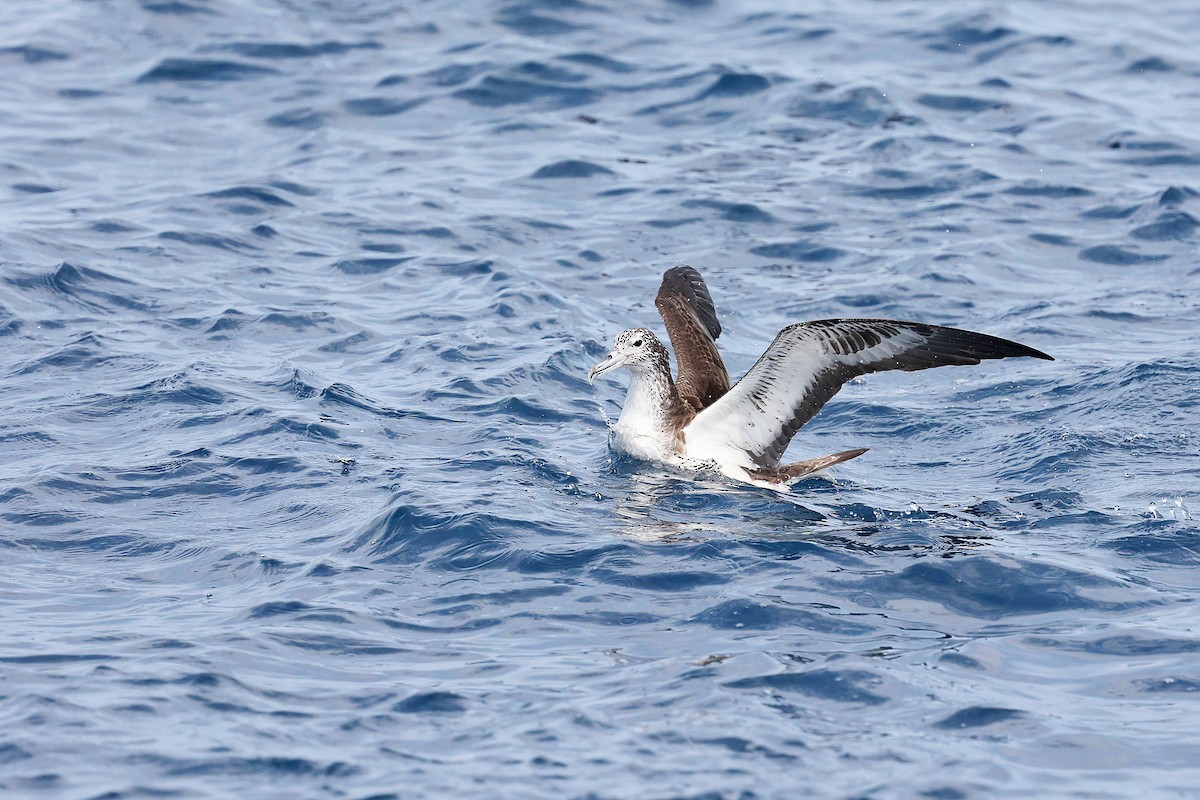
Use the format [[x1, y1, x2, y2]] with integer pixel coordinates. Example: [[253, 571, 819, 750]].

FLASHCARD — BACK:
[[2, 0, 1199, 797]]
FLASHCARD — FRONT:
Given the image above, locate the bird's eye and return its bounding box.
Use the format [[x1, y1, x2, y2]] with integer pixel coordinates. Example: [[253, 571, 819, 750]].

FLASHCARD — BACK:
[[631, 339, 643, 347]]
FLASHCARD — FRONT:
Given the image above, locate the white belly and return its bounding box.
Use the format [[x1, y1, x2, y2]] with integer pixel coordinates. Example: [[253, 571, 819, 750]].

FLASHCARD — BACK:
[[612, 423, 678, 463]]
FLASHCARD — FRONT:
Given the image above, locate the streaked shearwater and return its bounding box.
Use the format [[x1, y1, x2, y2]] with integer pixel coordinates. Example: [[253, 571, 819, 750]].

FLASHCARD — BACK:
[[588, 266, 1053, 490]]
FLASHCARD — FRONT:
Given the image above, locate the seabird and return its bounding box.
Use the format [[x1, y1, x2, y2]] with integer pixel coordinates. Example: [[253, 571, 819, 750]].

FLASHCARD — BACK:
[[588, 265, 1053, 490]]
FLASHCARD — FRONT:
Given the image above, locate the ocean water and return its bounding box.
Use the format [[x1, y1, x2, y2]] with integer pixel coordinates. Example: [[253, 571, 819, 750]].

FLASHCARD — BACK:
[[2, 0, 1199, 797]]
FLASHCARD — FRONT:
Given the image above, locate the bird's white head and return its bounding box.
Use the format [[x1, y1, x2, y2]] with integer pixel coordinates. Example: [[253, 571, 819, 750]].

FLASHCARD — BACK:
[[587, 328, 668, 384]]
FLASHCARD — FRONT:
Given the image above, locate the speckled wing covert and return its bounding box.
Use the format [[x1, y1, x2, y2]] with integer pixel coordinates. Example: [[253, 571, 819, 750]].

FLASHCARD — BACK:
[[654, 265, 731, 409], [685, 319, 1054, 469]]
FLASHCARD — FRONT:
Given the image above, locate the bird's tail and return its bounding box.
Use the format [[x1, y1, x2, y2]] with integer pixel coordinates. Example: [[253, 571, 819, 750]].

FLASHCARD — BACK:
[[776, 448, 869, 483]]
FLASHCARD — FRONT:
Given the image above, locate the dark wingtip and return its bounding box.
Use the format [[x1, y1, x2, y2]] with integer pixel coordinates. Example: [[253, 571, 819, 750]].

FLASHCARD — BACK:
[[934, 325, 1054, 363], [1004, 342, 1054, 361], [657, 264, 721, 340]]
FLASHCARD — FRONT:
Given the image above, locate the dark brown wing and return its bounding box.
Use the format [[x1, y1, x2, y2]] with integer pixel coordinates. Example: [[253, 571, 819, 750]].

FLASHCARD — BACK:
[[655, 265, 731, 409]]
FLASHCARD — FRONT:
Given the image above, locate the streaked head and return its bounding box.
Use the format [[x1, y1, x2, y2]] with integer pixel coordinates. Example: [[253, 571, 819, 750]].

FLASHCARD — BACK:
[[587, 328, 668, 383]]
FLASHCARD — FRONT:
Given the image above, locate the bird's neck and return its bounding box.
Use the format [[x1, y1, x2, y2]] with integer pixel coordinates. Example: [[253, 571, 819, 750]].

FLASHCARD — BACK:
[[614, 363, 691, 460]]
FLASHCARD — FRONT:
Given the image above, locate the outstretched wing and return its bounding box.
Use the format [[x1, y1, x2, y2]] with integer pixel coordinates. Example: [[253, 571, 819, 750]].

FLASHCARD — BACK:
[[684, 319, 1053, 468], [655, 266, 731, 409]]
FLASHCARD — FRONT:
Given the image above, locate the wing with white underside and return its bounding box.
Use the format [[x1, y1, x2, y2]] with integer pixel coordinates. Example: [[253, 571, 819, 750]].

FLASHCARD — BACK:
[[683, 319, 1052, 469]]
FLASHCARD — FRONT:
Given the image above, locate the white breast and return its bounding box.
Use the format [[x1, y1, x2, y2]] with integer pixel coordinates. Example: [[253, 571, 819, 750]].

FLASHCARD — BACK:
[[609, 372, 680, 463]]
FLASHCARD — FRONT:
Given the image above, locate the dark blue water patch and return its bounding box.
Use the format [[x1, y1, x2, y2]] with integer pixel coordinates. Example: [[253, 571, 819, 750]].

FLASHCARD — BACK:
[[646, 217, 702, 229], [158, 755, 357, 778], [1029, 634, 1200, 657], [1, 45, 69, 63], [1078, 245, 1165, 265], [12, 182, 58, 194], [690, 736, 797, 762], [681, 199, 774, 223], [1119, 153, 1200, 167], [1107, 138, 1183, 152], [0, 743, 33, 764], [204, 308, 249, 335], [787, 85, 903, 127], [249, 599, 314, 619], [559, 52, 636, 74], [920, 16, 1014, 50], [1102, 524, 1200, 565], [833, 293, 892, 309], [142, 1, 214, 14], [2, 509, 85, 528], [743, 537, 863, 564], [1136, 677, 1200, 694], [0, 653, 117, 665], [126, 373, 226, 407], [342, 97, 426, 116], [270, 633, 410, 657], [361, 241, 407, 253], [269, 179, 317, 197], [854, 557, 1137, 620], [266, 107, 328, 129], [393, 691, 467, 713], [514, 609, 662, 629], [332, 257, 414, 274], [1003, 183, 1092, 198], [689, 599, 874, 635], [430, 585, 572, 610], [137, 58, 280, 83], [496, 2, 588, 36], [918, 270, 976, 286], [427, 257, 495, 276], [725, 669, 887, 705], [597, 569, 728, 592], [915, 94, 1004, 113], [1126, 56, 1175, 73], [15, 334, 119, 375], [973, 34, 1074, 65], [421, 63, 488, 88], [699, 72, 771, 99], [204, 186, 295, 207], [318, 332, 371, 353], [4, 262, 150, 312], [223, 41, 382, 59], [1129, 211, 1197, 241], [350, 504, 562, 568], [531, 160, 616, 179], [454, 76, 600, 109], [320, 383, 449, 423], [220, 416, 342, 445], [513, 60, 592, 84], [258, 311, 337, 332], [749, 240, 843, 262], [1158, 186, 1198, 205], [90, 220, 137, 234], [1080, 202, 1141, 220], [856, 170, 995, 201], [219, 455, 310, 477], [512, 544, 639, 576], [933, 706, 1024, 730], [1028, 232, 1074, 246], [158, 231, 259, 252]]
